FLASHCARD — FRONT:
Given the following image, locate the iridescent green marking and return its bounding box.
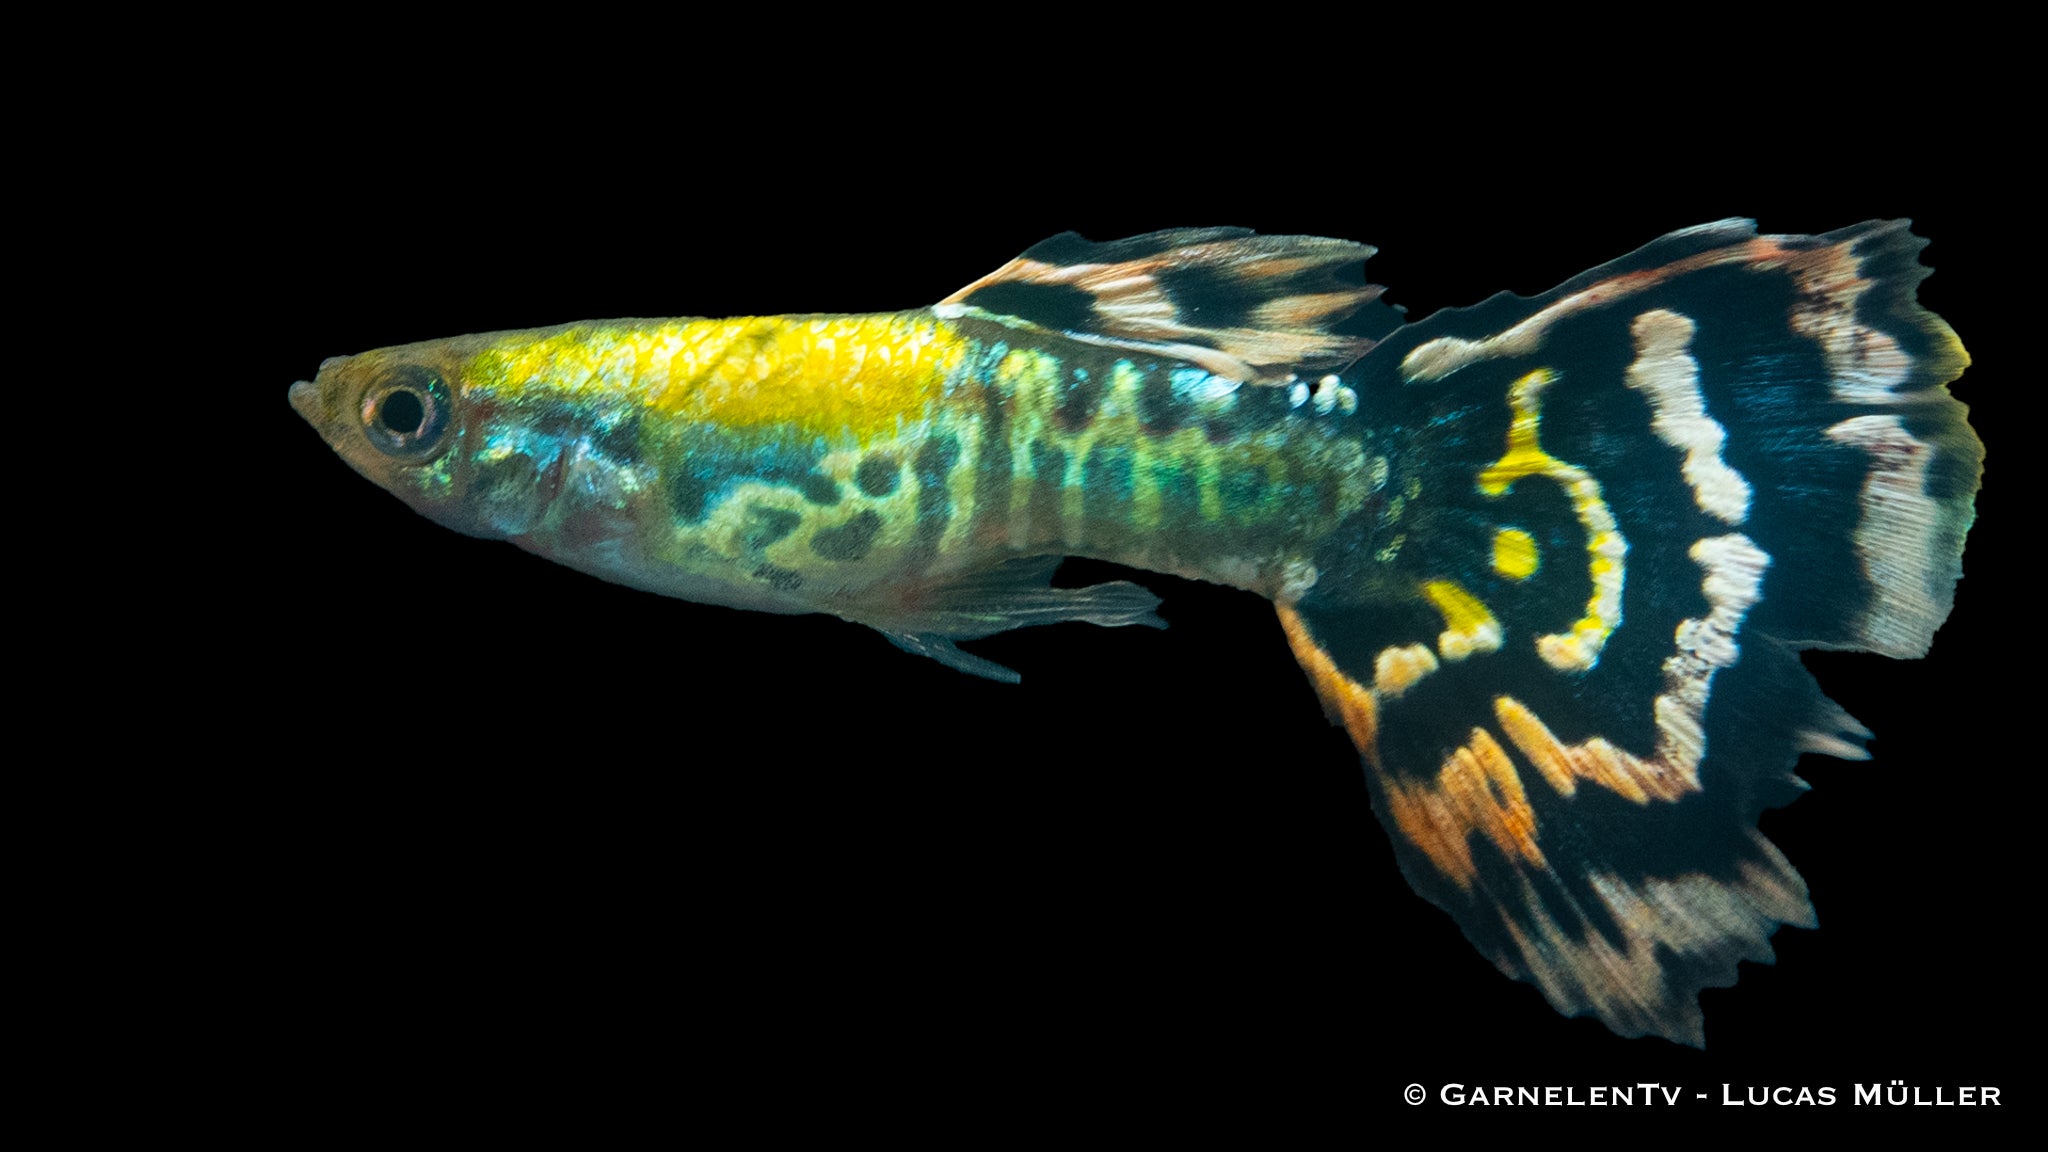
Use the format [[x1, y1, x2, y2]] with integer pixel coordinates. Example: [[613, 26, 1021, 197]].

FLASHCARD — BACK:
[[604, 317, 1368, 609], [1107, 359, 1145, 420], [1000, 346, 1064, 402], [969, 368, 1011, 539], [1151, 457, 1202, 530], [943, 323, 1369, 583], [404, 450, 457, 500], [1026, 439, 1068, 540], [1081, 442, 1135, 524], [1223, 463, 1270, 518]]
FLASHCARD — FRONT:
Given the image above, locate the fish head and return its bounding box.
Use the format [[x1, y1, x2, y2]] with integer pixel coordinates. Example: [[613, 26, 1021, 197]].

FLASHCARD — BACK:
[[291, 337, 545, 540]]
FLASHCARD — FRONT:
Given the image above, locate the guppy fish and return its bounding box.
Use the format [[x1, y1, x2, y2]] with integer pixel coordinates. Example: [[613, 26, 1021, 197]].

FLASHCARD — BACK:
[[291, 220, 1978, 1045]]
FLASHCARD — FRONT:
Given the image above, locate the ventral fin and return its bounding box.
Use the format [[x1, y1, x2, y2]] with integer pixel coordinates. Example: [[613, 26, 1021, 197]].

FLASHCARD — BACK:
[[935, 228, 1398, 383], [866, 557, 1164, 683], [881, 632, 1024, 684]]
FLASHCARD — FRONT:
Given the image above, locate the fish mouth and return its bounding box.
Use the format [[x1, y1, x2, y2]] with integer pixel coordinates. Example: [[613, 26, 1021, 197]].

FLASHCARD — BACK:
[[288, 379, 322, 425]]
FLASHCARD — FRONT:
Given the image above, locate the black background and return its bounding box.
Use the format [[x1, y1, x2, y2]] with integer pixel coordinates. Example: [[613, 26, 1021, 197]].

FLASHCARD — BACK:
[[236, 57, 2018, 1117]]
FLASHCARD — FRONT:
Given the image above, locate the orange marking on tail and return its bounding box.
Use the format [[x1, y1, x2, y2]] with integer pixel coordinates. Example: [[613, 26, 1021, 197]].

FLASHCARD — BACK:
[[1493, 695, 1702, 804], [1277, 604, 1381, 768], [1382, 728, 1546, 890]]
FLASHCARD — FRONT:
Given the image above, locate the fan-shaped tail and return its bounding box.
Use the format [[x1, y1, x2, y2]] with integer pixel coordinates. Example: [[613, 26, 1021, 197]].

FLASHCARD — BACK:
[[1279, 220, 1977, 1044]]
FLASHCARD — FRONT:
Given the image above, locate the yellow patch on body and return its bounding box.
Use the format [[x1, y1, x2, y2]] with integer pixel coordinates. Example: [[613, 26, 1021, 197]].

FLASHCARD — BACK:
[[480, 313, 969, 445], [664, 315, 965, 442]]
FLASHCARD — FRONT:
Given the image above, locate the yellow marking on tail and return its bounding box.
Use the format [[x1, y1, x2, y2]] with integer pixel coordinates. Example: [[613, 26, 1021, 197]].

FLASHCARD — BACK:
[[1492, 528, 1538, 580], [1476, 368, 1626, 671], [1421, 580, 1503, 661]]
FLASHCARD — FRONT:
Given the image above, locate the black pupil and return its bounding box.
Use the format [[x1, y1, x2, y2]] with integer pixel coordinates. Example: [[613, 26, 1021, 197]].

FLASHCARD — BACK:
[[380, 389, 426, 436]]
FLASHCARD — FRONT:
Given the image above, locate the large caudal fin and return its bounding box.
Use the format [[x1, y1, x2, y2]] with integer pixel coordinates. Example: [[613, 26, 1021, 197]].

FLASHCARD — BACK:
[[1279, 220, 1978, 1044]]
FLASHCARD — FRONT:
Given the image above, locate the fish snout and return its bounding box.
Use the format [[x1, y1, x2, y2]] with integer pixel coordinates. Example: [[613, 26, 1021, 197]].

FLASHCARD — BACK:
[[288, 379, 323, 425]]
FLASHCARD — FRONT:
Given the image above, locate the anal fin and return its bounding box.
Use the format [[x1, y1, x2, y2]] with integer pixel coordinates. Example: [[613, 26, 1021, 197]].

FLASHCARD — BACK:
[[865, 557, 1164, 682]]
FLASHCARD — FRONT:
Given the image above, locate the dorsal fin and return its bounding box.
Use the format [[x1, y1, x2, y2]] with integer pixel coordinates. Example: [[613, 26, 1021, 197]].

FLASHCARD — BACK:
[[935, 228, 1396, 383]]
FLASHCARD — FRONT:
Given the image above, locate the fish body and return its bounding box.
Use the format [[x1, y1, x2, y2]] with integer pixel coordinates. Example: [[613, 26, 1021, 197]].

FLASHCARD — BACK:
[[293, 230, 1390, 678], [291, 220, 1978, 1044]]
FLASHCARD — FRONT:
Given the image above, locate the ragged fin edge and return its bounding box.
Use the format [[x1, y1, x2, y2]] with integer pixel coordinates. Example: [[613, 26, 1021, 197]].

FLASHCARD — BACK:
[[865, 557, 1165, 683], [935, 228, 1399, 384], [1282, 596, 1821, 1047], [1808, 221, 1977, 657], [1401, 219, 1979, 659], [1278, 220, 1977, 1044], [1495, 831, 1815, 1046]]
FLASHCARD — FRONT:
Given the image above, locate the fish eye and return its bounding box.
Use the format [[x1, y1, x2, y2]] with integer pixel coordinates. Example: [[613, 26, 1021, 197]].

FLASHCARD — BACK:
[[360, 365, 453, 458]]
